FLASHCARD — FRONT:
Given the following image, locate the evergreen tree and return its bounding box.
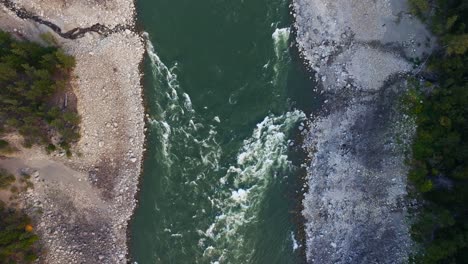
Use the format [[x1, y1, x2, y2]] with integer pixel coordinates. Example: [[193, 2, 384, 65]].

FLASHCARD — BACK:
[[406, 1, 468, 262], [0, 30, 79, 151]]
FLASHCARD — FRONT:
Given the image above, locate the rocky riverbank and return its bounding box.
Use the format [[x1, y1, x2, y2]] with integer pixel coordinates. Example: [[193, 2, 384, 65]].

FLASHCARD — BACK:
[[292, 0, 434, 263], [0, 0, 144, 263]]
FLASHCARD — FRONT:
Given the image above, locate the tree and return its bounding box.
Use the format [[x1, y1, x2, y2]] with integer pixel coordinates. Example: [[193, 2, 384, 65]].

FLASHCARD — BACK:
[[0, 30, 80, 152], [406, 1, 468, 262], [0, 205, 40, 263]]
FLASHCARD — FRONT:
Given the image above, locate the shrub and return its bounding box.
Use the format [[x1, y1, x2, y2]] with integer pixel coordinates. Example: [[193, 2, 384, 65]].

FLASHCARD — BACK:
[[0, 139, 14, 154], [0, 169, 15, 189], [409, 0, 429, 15]]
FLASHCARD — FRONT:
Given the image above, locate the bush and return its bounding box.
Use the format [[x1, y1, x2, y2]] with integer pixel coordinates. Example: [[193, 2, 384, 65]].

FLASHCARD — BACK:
[[0, 139, 14, 154], [0, 140, 8, 149], [0, 169, 15, 189], [409, 0, 429, 15], [45, 143, 56, 154]]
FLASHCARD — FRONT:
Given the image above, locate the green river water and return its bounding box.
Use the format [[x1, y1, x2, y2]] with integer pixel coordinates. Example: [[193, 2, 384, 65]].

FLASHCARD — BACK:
[[130, 0, 316, 263]]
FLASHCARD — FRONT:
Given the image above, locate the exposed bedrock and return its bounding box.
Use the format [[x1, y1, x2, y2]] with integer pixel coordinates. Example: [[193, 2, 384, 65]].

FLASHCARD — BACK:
[[293, 0, 434, 263]]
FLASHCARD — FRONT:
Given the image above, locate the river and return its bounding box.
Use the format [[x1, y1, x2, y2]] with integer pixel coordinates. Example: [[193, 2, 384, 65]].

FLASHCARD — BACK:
[[130, 0, 316, 263]]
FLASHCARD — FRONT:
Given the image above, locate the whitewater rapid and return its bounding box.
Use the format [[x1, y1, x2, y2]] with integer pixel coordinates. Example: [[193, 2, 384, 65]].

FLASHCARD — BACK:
[[201, 110, 305, 263], [141, 28, 305, 263]]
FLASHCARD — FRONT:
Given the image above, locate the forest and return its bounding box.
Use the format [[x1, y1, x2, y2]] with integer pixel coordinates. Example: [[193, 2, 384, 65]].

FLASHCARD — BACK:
[[406, 0, 468, 262], [0, 169, 39, 263], [0, 201, 39, 263], [0, 30, 79, 154], [0, 30, 78, 263]]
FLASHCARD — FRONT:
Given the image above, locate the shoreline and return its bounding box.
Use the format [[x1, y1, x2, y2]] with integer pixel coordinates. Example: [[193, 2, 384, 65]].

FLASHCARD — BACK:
[[125, 27, 149, 263], [286, 3, 319, 261], [0, 0, 146, 262], [292, 0, 435, 262], [287, 1, 340, 261], [124, 2, 156, 259]]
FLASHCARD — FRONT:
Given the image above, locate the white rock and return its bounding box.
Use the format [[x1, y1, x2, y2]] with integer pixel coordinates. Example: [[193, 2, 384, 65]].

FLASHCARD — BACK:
[[32, 171, 40, 178]]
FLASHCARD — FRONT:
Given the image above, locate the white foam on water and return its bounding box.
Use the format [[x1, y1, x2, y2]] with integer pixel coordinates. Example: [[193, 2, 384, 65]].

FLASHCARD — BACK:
[[183, 92, 194, 112], [145, 36, 225, 260], [272, 27, 290, 58], [230, 188, 250, 202], [271, 27, 291, 86], [144, 32, 299, 262], [228, 94, 238, 105], [201, 110, 306, 263], [147, 118, 172, 161], [145, 32, 193, 120], [144, 32, 179, 94], [291, 231, 299, 251], [145, 33, 222, 172]]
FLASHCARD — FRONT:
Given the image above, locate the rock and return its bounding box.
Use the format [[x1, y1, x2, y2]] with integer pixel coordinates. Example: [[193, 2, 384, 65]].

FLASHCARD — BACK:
[[32, 171, 40, 178]]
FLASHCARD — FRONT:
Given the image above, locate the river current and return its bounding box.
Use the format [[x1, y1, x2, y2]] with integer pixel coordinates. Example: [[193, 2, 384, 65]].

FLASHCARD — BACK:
[[130, 0, 316, 263]]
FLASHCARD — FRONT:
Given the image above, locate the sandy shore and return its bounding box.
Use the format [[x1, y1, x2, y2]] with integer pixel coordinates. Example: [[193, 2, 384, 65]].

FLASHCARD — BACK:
[[293, 0, 434, 263], [0, 0, 144, 263]]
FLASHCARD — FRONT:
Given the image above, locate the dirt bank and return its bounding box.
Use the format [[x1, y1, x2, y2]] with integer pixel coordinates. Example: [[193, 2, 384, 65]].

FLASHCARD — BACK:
[[292, 0, 434, 263], [0, 0, 144, 263]]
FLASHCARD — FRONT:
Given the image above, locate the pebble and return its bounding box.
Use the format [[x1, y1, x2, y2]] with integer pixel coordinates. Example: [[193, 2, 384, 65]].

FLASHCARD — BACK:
[[32, 171, 40, 178]]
